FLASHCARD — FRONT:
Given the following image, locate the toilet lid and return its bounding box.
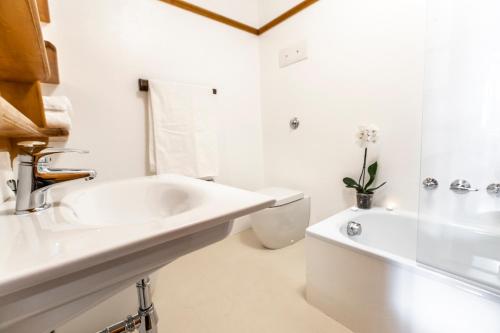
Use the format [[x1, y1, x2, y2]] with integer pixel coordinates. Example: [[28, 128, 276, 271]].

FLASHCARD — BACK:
[[257, 187, 304, 207]]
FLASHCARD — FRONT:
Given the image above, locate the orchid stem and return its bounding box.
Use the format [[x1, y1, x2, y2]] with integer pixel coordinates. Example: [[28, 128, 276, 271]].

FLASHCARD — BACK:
[[358, 147, 367, 189]]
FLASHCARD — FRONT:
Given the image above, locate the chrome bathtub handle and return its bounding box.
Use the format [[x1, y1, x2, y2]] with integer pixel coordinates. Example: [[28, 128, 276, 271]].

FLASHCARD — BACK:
[[486, 183, 500, 197], [422, 177, 438, 190], [450, 179, 479, 194]]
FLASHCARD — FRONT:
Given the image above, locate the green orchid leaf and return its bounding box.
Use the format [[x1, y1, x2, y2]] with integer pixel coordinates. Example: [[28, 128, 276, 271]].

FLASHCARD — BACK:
[[343, 177, 361, 189], [366, 181, 387, 193], [368, 161, 378, 178], [364, 161, 378, 190]]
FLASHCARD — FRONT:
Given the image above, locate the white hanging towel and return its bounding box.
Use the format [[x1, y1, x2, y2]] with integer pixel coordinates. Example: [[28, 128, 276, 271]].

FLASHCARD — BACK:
[[148, 80, 219, 179]]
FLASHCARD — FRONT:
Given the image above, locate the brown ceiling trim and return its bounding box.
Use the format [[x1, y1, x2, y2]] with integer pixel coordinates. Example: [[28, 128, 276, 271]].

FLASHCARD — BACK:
[[257, 0, 319, 35], [159, 0, 319, 36], [159, 0, 259, 35]]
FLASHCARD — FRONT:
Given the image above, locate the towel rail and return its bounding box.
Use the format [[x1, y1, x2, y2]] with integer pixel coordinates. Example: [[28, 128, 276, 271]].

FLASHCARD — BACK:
[[138, 79, 217, 95]]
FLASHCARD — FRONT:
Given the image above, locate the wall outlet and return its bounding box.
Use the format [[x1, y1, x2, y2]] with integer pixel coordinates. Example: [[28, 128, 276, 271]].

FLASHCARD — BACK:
[[279, 41, 308, 68]]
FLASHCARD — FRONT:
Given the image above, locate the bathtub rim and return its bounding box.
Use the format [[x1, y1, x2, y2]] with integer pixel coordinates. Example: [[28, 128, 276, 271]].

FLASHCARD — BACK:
[[306, 207, 500, 303]]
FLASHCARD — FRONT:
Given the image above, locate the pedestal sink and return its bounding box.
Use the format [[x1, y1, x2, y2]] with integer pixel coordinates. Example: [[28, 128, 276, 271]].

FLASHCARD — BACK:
[[0, 175, 274, 333]]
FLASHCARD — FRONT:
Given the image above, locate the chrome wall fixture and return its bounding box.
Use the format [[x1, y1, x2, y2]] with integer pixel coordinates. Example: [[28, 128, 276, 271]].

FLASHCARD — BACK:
[[423, 178, 500, 196], [486, 183, 500, 197], [290, 117, 300, 130], [422, 177, 439, 190], [449, 179, 479, 194]]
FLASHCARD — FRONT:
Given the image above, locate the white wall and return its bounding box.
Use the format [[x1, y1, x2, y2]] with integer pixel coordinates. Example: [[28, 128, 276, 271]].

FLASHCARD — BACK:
[[259, 0, 426, 222], [42, 0, 263, 331], [42, 0, 264, 190]]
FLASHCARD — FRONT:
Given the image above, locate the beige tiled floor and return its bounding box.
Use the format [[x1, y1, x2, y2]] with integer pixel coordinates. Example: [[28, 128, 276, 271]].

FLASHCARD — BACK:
[[154, 230, 353, 333]]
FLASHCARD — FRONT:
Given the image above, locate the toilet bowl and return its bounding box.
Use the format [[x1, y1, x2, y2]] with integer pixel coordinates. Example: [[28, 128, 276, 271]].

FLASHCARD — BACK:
[[250, 187, 311, 249]]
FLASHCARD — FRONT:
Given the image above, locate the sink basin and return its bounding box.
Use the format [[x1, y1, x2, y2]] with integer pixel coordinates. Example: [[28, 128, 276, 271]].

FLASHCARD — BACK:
[[0, 175, 274, 333], [60, 178, 204, 226]]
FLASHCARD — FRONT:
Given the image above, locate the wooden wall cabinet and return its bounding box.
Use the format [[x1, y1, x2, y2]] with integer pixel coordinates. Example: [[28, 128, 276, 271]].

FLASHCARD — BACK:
[[0, 0, 65, 158]]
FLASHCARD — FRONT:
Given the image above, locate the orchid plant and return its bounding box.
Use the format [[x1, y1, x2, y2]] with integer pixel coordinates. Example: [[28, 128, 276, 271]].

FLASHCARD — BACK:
[[343, 125, 387, 194]]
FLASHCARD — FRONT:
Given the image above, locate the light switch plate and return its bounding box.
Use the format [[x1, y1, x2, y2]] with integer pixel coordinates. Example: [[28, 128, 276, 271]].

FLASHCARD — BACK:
[[279, 41, 308, 68]]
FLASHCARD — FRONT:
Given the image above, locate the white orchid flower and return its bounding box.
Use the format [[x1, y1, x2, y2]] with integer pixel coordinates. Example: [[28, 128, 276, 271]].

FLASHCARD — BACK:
[[356, 124, 379, 146]]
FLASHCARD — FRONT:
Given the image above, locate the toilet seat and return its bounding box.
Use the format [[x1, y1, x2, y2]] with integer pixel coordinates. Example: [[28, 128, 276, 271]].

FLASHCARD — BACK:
[[257, 187, 304, 207]]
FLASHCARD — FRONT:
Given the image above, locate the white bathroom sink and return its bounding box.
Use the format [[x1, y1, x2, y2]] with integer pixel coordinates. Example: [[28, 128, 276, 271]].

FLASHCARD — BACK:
[[60, 178, 204, 226], [0, 175, 274, 333]]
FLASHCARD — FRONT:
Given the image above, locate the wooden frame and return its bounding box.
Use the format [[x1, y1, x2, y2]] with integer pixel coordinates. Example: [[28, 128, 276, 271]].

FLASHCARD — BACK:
[[159, 0, 319, 35]]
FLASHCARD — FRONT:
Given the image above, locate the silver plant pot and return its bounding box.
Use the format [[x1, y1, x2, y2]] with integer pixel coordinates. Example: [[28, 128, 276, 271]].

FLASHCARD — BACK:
[[356, 193, 373, 209]]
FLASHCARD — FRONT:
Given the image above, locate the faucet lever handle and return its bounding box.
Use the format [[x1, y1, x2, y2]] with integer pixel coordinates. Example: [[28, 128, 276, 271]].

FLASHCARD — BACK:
[[17, 141, 89, 158], [34, 148, 90, 159], [34, 148, 90, 165]]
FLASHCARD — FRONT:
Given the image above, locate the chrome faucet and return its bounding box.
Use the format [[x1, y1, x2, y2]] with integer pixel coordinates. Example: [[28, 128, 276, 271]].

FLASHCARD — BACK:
[[7, 141, 97, 214]]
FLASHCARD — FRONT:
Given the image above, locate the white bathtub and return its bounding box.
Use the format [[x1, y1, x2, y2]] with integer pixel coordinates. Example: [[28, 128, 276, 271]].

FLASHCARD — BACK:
[[306, 208, 500, 333]]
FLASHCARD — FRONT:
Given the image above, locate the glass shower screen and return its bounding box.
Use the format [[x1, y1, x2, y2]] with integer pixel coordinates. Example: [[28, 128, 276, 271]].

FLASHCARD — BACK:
[[417, 0, 500, 293]]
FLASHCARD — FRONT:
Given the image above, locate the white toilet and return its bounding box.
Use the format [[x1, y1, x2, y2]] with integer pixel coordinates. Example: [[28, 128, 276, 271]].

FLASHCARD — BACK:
[[250, 187, 311, 249]]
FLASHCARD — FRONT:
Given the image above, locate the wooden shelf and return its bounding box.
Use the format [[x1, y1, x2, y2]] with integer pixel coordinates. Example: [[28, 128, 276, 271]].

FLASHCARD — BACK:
[[0, 96, 43, 137], [0, 0, 50, 82], [0, 96, 67, 139], [0, 81, 45, 127]]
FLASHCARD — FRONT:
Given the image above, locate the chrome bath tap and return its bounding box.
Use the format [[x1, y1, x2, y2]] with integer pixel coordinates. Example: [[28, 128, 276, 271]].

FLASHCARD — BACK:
[[7, 142, 97, 214]]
